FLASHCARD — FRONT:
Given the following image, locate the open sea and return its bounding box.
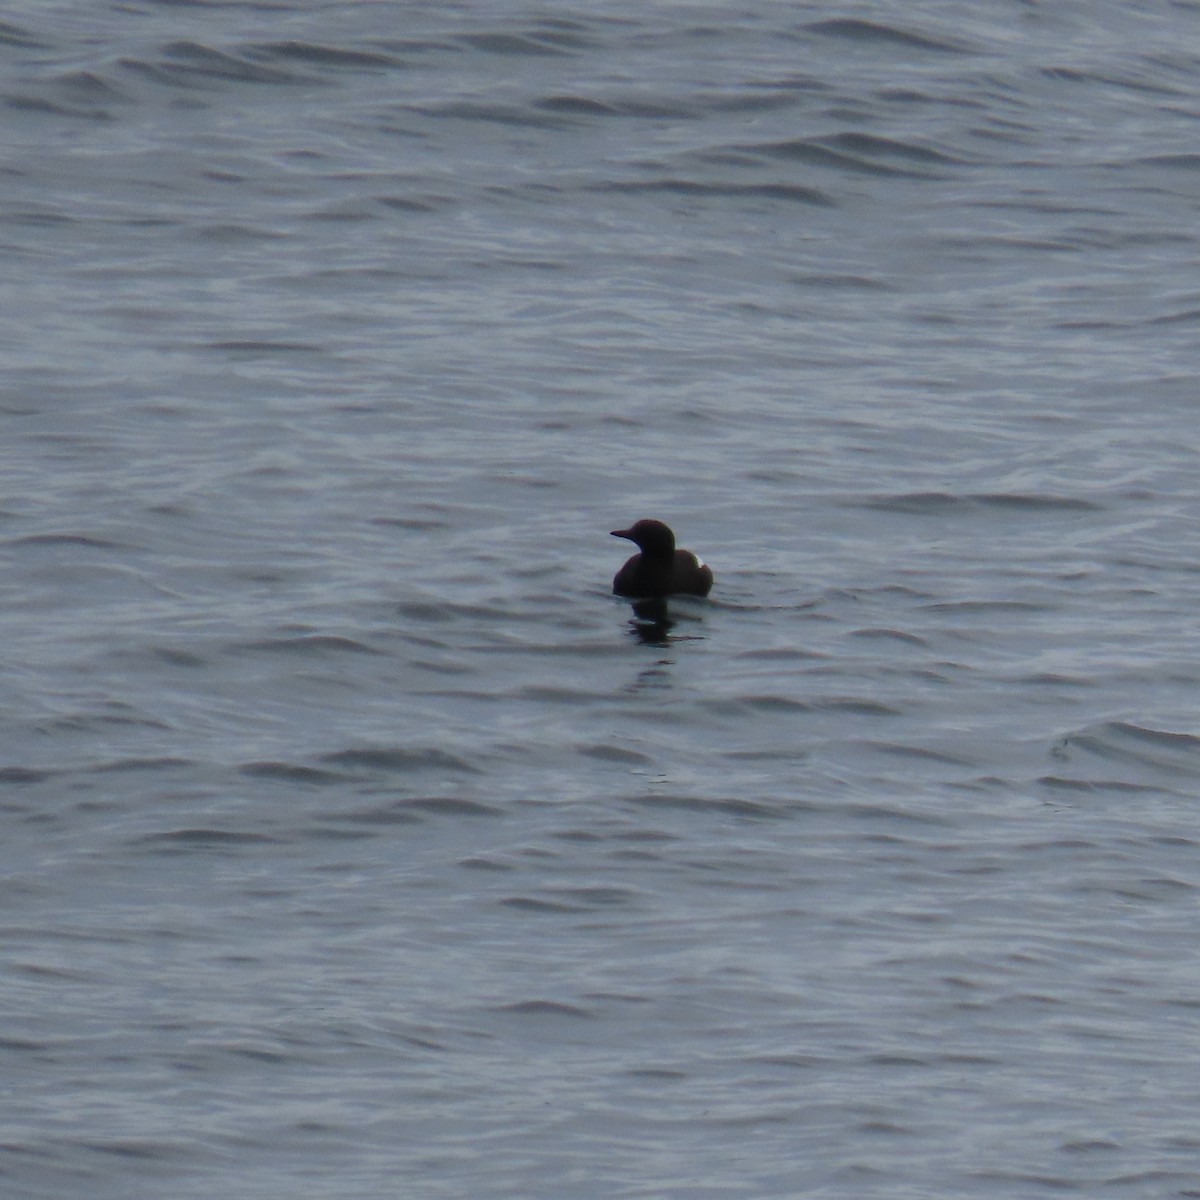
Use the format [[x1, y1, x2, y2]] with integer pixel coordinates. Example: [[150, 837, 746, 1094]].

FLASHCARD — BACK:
[[5, 1, 1200, 1196]]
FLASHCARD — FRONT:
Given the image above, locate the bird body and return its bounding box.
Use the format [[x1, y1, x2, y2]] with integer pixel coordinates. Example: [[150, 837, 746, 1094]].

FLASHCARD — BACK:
[[611, 519, 713, 599]]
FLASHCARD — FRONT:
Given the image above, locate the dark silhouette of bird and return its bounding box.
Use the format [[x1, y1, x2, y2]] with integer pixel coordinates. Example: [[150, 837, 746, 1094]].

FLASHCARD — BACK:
[[610, 519, 713, 599]]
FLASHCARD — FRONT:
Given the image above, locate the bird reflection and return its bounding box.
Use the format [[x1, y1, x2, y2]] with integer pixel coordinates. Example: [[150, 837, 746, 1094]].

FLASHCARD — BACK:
[[622, 597, 706, 646], [627, 599, 673, 645]]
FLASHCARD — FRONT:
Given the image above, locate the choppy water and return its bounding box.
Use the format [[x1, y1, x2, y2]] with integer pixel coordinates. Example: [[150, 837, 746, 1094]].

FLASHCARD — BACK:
[[5, 1, 1200, 1196]]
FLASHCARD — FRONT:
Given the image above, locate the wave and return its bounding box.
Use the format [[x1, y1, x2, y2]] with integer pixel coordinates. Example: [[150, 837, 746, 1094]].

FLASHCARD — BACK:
[[854, 491, 1101, 514]]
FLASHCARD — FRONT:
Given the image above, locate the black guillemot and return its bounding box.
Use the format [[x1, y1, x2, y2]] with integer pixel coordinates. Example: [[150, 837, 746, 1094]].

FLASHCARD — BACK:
[[610, 519, 713, 599]]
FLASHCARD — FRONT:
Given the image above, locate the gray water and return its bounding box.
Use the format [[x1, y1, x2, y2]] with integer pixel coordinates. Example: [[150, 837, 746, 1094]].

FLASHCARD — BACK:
[[4, 1, 1200, 1196]]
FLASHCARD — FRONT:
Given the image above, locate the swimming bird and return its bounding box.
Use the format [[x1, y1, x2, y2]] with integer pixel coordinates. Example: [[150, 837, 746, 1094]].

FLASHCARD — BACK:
[[610, 519, 713, 599]]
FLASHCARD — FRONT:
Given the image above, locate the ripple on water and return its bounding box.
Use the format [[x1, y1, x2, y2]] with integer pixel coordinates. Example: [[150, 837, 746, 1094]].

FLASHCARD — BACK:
[[238, 761, 350, 785], [804, 16, 974, 55], [489, 999, 595, 1018], [229, 633, 383, 657], [854, 490, 1102, 515], [132, 828, 283, 853], [620, 792, 795, 822], [121, 40, 322, 88], [319, 745, 483, 775], [245, 40, 411, 72], [1049, 720, 1200, 788]]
